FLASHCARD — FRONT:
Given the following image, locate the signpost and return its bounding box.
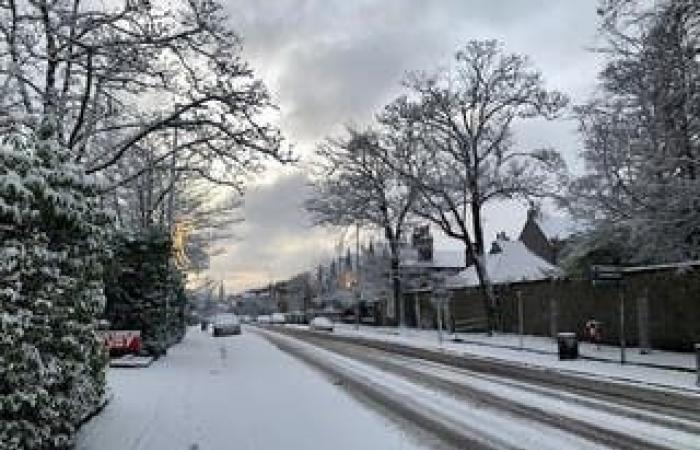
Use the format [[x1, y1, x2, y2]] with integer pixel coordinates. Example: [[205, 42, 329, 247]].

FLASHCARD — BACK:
[[590, 265, 623, 285], [517, 290, 524, 350], [429, 273, 448, 345], [590, 265, 625, 364]]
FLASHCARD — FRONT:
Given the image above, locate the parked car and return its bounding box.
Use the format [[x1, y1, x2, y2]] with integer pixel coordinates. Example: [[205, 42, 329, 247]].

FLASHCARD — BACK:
[[309, 316, 334, 332], [271, 313, 286, 325], [212, 313, 241, 336], [257, 315, 271, 324]]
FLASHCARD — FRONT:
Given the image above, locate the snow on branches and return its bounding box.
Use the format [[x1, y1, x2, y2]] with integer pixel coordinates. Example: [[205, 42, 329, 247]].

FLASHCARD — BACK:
[[0, 123, 109, 450], [570, 0, 700, 263]]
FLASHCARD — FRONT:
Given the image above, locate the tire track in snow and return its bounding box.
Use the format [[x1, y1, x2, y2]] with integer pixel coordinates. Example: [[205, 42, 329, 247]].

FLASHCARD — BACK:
[[260, 327, 700, 450], [256, 328, 611, 450]]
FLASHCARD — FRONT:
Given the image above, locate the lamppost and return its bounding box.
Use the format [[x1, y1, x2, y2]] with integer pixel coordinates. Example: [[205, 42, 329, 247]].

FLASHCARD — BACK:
[[355, 223, 361, 331]]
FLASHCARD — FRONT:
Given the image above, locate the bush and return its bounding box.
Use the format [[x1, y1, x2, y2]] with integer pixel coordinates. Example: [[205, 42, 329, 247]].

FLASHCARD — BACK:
[[103, 228, 186, 356], [0, 124, 109, 449]]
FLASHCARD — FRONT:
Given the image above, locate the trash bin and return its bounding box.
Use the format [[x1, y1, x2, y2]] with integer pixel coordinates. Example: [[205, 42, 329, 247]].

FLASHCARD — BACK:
[[557, 332, 578, 360]]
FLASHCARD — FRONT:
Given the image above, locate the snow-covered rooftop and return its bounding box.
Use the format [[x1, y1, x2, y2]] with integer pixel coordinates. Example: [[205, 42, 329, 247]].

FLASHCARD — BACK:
[[535, 214, 580, 241], [400, 248, 465, 269], [445, 240, 562, 289]]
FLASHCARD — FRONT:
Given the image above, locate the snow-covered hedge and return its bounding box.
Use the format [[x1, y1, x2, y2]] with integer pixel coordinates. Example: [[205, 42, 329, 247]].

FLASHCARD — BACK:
[[0, 125, 109, 450], [103, 228, 187, 356]]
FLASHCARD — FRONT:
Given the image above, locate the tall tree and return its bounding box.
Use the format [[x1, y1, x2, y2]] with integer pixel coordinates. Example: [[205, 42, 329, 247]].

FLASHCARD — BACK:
[[306, 123, 418, 326], [570, 0, 700, 262], [395, 40, 568, 332], [0, 0, 288, 188]]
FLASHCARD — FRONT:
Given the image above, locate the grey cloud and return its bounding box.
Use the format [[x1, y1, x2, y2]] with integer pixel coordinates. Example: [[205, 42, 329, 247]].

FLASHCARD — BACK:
[[210, 2, 605, 291], [207, 171, 336, 291], [228, 1, 601, 150]]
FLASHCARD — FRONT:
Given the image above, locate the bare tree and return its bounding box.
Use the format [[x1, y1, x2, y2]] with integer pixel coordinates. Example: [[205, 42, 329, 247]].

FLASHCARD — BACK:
[[0, 0, 289, 188], [306, 123, 419, 326], [394, 40, 569, 333]]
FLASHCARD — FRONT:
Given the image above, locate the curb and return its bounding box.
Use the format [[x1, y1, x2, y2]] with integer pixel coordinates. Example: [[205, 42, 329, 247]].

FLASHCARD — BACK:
[[109, 355, 155, 368], [451, 337, 695, 373], [272, 327, 700, 416], [78, 389, 113, 427]]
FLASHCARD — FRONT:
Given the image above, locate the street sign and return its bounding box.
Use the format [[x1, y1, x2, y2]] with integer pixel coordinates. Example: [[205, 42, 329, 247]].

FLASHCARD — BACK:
[[590, 265, 623, 280], [590, 265, 623, 285], [589, 265, 627, 364]]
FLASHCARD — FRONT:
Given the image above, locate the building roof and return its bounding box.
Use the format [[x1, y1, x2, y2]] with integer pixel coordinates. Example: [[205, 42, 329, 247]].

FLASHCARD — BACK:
[[400, 247, 465, 269], [445, 240, 562, 289], [535, 214, 580, 241]]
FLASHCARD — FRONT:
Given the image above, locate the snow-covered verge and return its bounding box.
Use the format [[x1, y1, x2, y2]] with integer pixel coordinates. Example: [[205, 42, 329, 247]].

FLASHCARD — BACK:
[[75, 327, 432, 450], [327, 324, 700, 393]]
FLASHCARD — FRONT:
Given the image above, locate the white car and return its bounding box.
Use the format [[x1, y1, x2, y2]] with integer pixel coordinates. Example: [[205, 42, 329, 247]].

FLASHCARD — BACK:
[[257, 315, 271, 324], [309, 316, 334, 332], [271, 313, 286, 325], [212, 313, 241, 336]]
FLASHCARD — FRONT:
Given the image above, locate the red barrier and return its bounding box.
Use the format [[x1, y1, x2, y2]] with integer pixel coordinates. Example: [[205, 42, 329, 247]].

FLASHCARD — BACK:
[[101, 330, 142, 355]]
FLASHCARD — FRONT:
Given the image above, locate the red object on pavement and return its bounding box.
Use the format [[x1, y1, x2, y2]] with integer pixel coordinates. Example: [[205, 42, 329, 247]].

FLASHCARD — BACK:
[[102, 330, 142, 355]]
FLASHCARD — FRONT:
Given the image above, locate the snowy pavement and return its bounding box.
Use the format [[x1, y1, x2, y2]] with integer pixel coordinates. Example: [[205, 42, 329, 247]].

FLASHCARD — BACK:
[[327, 324, 700, 391], [75, 327, 433, 450]]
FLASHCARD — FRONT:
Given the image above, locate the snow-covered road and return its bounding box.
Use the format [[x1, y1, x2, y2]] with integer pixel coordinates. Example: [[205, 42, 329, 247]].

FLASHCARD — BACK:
[[75, 327, 434, 450], [261, 326, 700, 450]]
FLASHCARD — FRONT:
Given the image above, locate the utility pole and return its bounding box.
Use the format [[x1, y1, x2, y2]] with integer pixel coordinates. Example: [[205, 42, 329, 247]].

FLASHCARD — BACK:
[[517, 290, 524, 350], [164, 120, 178, 353], [355, 223, 361, 331], [619, 287, 626, 364], [167, 125, 177, 229]]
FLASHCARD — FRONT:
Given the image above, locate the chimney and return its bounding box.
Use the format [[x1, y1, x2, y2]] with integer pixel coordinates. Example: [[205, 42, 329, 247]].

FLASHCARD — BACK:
[[412, 225, 433, 261], [527, 201, 541, 223]]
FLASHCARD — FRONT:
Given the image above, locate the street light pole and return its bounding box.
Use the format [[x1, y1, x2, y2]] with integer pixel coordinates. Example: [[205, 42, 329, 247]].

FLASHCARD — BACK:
[[355, 223, 361, 331]]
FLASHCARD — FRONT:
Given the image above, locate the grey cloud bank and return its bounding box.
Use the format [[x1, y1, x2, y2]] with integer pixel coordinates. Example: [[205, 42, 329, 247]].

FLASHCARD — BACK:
[[210, 1, 603, 292]]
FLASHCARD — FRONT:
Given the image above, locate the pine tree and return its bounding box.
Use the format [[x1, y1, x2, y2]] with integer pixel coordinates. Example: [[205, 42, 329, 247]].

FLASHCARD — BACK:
[[0, 123, 109, 450]]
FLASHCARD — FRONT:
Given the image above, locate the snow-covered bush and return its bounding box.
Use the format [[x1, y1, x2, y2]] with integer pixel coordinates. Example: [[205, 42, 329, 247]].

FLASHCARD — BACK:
[[0, 124, 109, 450]]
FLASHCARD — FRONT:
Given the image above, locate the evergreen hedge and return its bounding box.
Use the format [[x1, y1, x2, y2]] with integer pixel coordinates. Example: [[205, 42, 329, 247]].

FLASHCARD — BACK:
[[0, 125, 109, 449]]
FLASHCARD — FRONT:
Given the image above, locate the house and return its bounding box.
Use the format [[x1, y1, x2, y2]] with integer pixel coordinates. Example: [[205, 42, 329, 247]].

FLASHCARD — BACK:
[[397, 226, 466, 328], [518, 206, 580, 265], [445, 235, 563, 290], [445, 233, 564, 333]]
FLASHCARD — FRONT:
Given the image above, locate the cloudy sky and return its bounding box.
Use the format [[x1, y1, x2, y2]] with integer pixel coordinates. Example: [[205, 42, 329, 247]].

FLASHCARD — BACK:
[[207, 1, 605, 293]]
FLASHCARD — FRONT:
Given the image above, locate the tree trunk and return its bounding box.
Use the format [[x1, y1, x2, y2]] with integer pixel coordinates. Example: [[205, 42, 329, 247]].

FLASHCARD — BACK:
[[470, 202, 496, 335], [390, 252, 402, 327]]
